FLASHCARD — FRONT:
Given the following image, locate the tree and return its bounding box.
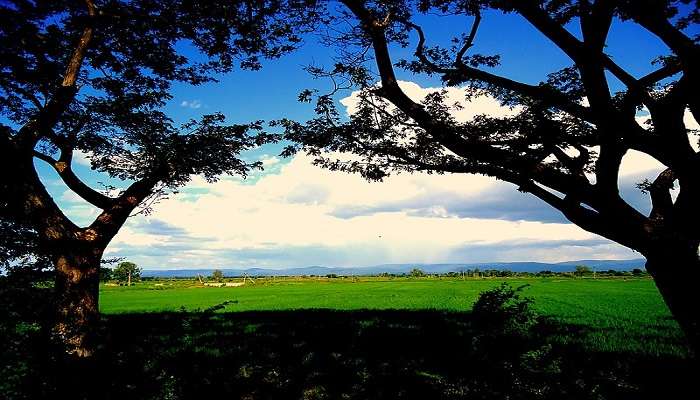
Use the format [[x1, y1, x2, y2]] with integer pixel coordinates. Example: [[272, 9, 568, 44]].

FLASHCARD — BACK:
[[409, 267, 425, 277], [574, 265, 592, 277], [210, 269, 224, 282], [113, 262, 140, 286], [285, 0, 700, 351], [1, 0, 315, 357]]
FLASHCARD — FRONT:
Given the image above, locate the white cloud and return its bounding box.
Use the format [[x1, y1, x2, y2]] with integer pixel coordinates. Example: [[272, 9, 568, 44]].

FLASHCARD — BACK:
[[340, 80, 521, 122], [620, 150, 666, 176], [108, 226, 169, 249], [180, 99, 203, 109], [259, 154, 280, 167], [60, 189, 85, 203], [73, 150, 92, 167], [106, 152, 636, 269]]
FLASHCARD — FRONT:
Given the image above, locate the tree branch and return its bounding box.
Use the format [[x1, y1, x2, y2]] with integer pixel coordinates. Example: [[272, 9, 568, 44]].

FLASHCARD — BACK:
[[402, 19, 593, 121], [86, 176, 160, 245], [455, 11, 481, 67], [62, 0, 96, 88], [16, 0, 96, 146], [33, 150, 114, 210], [638, 62, 683, 87], [649, 168, 675, 221], [517, 2, 654, 108]]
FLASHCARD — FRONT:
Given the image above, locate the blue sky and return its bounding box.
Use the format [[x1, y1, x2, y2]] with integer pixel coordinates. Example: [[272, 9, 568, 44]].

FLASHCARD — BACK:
[[38, 7, 699, 269]]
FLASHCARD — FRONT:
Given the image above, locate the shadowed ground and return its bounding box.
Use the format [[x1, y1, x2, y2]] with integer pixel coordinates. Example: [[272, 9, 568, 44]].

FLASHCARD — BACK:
[[6, 308, 694, 400]]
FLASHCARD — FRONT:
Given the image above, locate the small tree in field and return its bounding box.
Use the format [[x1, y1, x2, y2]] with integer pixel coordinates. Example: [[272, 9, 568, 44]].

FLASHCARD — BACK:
[[410, 268, 426, 277], [210, 269, 224, 282], [574, 265, 592, 277], [113, 262, 141, 286]]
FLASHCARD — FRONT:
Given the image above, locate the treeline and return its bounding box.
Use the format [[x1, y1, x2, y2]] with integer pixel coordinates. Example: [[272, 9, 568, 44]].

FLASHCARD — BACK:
[[367, 267, 647, 279], [137, 267, 649, 281]]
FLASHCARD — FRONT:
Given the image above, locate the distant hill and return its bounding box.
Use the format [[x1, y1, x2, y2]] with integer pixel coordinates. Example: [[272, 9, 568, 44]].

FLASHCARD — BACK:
[[142, 258, 647, 278]]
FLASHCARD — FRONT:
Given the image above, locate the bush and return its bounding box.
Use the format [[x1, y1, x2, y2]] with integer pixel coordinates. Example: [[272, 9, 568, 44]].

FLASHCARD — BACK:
[[409, 268, 425, 277], [0, 265, 56, 399], [468, 283, 573, 397], [472, 282, 538, 338]]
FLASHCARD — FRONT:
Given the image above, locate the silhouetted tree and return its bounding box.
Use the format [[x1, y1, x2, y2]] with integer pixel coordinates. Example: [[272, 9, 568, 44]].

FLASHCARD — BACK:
[[285, 0, 700, 351], [1, 0, 316, 357]]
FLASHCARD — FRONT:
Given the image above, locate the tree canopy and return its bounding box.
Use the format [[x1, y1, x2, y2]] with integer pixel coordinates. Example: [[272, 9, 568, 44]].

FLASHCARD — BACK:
[[113, 261, 140, 285], [0, 0, 319, 357], [211, 269, 224, 281], [2, 0, 318, 231], [284, 0, 700, 350]]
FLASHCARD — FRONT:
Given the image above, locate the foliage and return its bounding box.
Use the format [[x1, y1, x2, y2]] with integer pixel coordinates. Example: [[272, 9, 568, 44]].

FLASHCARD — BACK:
[[284, 0, 700, 349], [471, 282, 538, 338], [284, 0, 699, 257], [0, 1, 320, 353], [409, 267, 425, 277], [1, 0, 316, 198], [574, 265, 592, 276], [99, 267, 113, 282], [4, 305, 696, 399], [0, 265, 55, 400]]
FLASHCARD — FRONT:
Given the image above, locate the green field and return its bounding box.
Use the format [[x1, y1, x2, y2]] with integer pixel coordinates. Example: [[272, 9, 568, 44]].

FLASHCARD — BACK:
[[5, 276, 695, 399], [100, 277, 688, 357]]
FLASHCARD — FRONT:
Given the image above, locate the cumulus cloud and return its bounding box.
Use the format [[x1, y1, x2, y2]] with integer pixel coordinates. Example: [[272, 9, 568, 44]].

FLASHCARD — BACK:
[[103, 152, 638, 269], [259, 154, 280, 167], [340, 80, 521, 122], [73, 150, 93, 167]]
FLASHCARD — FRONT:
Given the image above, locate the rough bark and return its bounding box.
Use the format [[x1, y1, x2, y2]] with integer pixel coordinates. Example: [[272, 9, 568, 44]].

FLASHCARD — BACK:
[[52, 244, 104, 358]]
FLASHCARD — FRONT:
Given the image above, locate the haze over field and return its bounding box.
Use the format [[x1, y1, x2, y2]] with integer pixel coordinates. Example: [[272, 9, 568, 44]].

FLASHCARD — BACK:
[[142, 258, 647, 277]]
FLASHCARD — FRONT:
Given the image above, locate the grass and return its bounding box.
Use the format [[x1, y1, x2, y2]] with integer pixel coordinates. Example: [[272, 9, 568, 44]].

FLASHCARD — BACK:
[[100, 276, 688, 358], [4, 276, 696, 399]]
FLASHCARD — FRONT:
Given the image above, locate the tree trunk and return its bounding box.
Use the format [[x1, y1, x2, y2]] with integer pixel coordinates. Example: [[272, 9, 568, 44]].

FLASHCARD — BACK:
[[645, 243, 700, 354], [52, 246, 104, 358]]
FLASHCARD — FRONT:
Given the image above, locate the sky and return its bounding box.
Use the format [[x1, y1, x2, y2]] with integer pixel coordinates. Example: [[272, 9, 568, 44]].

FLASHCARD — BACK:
[[36, 6, 700, 270]]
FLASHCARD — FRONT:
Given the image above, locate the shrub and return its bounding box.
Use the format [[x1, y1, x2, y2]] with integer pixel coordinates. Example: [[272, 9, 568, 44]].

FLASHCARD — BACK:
[[409, 268, 425, 277], [472, 282, 538, 339]]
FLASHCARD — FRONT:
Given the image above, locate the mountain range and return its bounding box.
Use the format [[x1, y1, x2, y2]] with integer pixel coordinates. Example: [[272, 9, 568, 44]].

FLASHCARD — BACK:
[[142, 258, 647, 278]]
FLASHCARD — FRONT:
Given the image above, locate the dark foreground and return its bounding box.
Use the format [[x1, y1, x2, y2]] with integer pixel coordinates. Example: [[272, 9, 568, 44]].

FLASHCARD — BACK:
[[3, 307, 697, 400]]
